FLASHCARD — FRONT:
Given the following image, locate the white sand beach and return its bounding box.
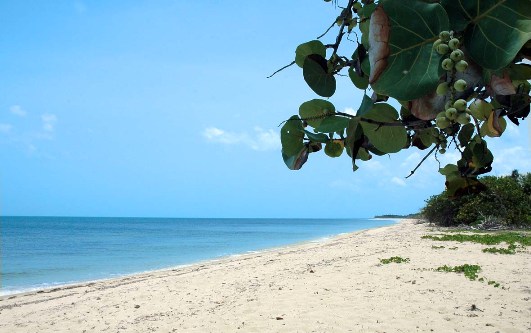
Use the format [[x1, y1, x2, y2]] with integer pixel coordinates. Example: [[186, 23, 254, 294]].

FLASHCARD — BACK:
[[0, 219, 529, 332]]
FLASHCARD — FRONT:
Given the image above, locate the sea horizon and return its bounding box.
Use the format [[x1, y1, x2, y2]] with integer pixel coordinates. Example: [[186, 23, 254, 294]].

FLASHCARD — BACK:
[[1, 216, 398, 296]]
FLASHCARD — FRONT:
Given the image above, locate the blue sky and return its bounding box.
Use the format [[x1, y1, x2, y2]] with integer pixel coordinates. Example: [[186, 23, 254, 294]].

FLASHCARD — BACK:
[[1, 1, 530, 218]]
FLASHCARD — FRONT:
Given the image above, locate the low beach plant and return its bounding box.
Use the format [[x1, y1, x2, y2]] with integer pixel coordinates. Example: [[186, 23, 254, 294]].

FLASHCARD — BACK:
[[422, 232, 530, 246], [436, 264, 481, 280], [380, 256, 409, 264]]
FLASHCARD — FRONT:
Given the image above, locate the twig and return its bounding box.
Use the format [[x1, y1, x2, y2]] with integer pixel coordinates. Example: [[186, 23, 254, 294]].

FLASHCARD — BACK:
[[406, 145, 438, 179], [317, 21, 337, 39], [267, 61, 296, 78]]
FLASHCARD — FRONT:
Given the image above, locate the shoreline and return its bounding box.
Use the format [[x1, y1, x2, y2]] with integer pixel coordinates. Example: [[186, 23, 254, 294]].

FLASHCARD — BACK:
[[1, 218, 529, 332], [1, 218, 401, 299]]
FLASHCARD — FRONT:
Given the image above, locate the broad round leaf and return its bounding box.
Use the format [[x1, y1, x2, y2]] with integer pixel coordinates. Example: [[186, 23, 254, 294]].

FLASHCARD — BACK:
[[295, 40, 327, 68], [348, 67, 369, 90], [460, 0, 531, 71], [359, 103, 407, 153], [369, 0, 449, 100], [303, 55, 336, 97], [299, 99, 335, 128], [316, 116, 350, 133], [280, 115, 304, 156]]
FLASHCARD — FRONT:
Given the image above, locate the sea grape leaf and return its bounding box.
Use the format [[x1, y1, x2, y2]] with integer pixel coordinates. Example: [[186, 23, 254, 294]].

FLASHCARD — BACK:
[[295, 40, 327, 68], [490, 71, 516, 95], [357, 94, 374, 116], [316, 116, 351, 133], [369, 0, 449, 101], [282, 146, 309, 170], [458, 123, 475, 147], [359, 103, 407, 153], [507, 63, 531, 80], [303, 54, 336, 97], [304, 130, 329, 143], [324, 140, 344, 158], [368, 5, 390, 84], [348, 67, 369, 90], [457, 0, 531, 71], [280, 115, 304, 156], [299, 99, 335, 128]]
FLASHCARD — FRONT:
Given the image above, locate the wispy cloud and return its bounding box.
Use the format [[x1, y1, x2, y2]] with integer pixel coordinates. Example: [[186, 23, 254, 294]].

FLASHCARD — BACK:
[[10, 105, 27, 117], [0, 123, 13, 134], [202, 126, 280, 151], [41, 113, 58, 133], [391, 176, 406, 187]]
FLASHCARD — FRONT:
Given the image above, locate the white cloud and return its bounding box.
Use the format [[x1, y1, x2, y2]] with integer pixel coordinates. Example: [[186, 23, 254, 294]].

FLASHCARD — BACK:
[[41, 114, 58, 132], [202, 126, 280, 151], [391, 176, 407, 187], [491, 145, 531, 175], [341, 107, 357, 116], [0, 123, 12, 134], [10, 105, 27, 117]]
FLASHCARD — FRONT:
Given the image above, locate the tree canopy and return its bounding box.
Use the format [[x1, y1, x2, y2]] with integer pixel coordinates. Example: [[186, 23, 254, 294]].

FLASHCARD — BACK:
[[276, 0, 531, 197]]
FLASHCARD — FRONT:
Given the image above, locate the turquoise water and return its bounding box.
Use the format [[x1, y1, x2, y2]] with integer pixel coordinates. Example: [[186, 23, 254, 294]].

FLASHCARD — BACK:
[[0, 217, 396, 295]]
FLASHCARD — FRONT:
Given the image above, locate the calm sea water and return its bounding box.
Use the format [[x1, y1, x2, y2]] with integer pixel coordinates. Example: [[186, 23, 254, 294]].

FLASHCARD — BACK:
[[0, 217, 396, 295]]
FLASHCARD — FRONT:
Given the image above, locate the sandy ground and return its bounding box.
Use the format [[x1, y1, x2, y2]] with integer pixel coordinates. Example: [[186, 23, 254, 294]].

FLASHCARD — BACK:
[[0, 219, 529, 332]]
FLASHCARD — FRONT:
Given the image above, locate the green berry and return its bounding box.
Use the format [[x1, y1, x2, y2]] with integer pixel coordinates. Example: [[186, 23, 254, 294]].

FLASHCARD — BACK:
[[455, 60, 468, 72], [448, 38, 460, 50], [433, 39, 443, 49], [454, 79, 468, 92], [456, 112, 471, 125], [436, 82, 448, 96], [442, 58, 454, 71], [453, 99, 467, 111], [436, 43, 449, 55], [450, 50, 464, 62], [436, 117, 451, 129], [445, 107, 458, 120], [439, 31, 451, 42], [353, 2, 362, 10], [439, 148, 446, 154], [440, 141, 447, 149]]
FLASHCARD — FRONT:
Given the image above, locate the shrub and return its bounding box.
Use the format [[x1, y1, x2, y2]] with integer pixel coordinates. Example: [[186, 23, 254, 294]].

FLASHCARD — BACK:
[[422, 171, 531, 227]]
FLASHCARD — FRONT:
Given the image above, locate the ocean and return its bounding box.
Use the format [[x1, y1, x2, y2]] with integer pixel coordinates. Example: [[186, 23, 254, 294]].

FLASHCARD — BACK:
[[0, 216, 396, 296]]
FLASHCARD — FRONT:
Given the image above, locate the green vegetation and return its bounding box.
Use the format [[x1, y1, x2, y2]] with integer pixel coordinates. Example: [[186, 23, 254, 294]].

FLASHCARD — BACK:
[[380, 256, 409, 264], [422, 171, 531, 227], [278, 0, 530, 195], [436, 264, 481, 280], [422, 232, 530, 246], [482, 244, 517, 255]]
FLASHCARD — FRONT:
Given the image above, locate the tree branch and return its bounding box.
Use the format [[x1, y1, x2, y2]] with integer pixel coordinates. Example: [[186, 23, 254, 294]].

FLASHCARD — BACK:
[[267, 61, 296, 79], [406, 145, 438, 179]]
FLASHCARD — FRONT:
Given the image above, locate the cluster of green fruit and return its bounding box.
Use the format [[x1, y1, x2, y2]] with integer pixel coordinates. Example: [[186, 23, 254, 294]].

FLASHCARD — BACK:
[[433, 31, 472, 141]]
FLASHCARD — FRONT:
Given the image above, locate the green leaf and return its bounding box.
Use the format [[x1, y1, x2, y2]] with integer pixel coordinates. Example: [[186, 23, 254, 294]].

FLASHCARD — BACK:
[[359, 103, 407, 153], [458, 123, 475, 147], [316, 116, 351, 133], [282, 146, 309, 170], [507, 63, 531, 80], [299, 99, 335, 128], [295, 40, 327, 68], [360, 3, 377, 18], [357, 94, 374, 116], [439, 164, 459, 176], [280, 116, 304, 156], [324, 140, 344, 158], [370, 0, 449, 100], [304, 130, 329, 143], [303, 54, 336, 97], [457, 0, 531, 71], [348, 67, 369, 89]]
